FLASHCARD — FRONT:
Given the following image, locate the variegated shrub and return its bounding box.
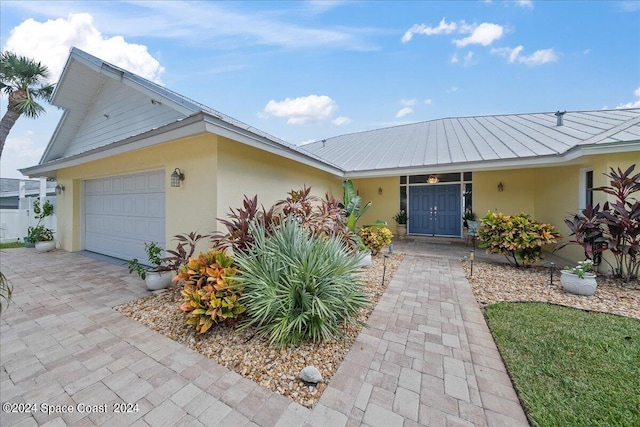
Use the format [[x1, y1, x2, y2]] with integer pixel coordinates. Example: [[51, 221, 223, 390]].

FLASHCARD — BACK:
[[176, 250, 245, 333]]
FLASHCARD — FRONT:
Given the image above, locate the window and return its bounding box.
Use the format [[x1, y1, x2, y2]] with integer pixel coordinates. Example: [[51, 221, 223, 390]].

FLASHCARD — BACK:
[[579, 168, 594, 209]]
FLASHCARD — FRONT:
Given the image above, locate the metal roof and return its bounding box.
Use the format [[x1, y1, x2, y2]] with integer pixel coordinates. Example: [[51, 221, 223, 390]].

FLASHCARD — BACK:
[[301, 109, 640, 175]]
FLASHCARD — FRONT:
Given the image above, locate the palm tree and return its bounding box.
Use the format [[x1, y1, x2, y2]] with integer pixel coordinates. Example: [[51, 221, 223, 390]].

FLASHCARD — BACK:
[[0, 51, 55, 158]]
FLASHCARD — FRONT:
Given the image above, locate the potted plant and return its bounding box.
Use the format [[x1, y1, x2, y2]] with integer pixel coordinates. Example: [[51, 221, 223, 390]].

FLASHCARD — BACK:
[[127, 242, 174, 291], [27, 198, 55, 252], [560, 260, 597, 296], [393, 210, 408, 239], [462, 210, 477, 229]]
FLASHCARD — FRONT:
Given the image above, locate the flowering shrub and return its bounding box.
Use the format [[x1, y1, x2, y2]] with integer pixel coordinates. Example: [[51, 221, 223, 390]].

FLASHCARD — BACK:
[[359, 226, 393, 255]]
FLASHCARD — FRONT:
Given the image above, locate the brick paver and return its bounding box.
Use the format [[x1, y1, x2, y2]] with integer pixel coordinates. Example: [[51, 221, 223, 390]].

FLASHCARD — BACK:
[[1, 241, 531, 426]]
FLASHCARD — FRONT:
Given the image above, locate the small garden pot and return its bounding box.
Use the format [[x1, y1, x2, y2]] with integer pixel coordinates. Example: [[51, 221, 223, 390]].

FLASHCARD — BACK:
[[357, 251, 372, 268], [145, 271, 174, 291], [35, 241, 56, 253], [396, 224, 407, 240], [24, 237, 35, 248], [560, 271, 597, 296]]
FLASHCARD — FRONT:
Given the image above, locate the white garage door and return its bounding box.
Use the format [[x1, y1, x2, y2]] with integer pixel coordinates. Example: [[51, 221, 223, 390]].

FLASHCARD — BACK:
[[84, 170, 165, 263]]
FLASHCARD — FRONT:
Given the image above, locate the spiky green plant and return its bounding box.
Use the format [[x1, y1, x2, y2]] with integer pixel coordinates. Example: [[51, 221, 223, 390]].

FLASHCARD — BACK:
[[233, 218, 368, 347], [0, 271, 12, 315]]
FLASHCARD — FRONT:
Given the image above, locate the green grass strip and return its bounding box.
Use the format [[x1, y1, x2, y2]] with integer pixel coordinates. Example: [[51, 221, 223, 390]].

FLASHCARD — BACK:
[[0, 242, 25, 249], [485, 302, 640, 427]]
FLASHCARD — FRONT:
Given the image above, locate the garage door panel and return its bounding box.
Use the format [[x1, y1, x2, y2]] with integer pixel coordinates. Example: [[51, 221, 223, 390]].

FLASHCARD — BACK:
[[84, 171, 165, 263]]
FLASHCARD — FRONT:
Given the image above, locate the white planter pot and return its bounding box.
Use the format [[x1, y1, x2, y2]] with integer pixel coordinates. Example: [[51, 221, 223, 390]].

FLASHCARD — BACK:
[[35, 241, 56, 253], [357, 251, 372, 268], [145, 271, 174, 291], [560, 271, 597, 296]]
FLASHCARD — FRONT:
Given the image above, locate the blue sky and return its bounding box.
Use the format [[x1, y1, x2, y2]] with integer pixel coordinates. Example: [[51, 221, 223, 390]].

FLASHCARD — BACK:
[[1, 0, 639, 178]]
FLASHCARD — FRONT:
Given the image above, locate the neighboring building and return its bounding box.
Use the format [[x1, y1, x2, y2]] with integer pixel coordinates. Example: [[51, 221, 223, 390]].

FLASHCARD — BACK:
[[0, 178, 57, 243], [0, 178, 56, 209], [20, 48, 640, 265]]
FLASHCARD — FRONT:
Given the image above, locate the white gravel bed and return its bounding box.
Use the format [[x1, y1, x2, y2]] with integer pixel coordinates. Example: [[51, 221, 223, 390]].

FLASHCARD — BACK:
[[462, 260, 640, 319], [114, 252, 404, 408]]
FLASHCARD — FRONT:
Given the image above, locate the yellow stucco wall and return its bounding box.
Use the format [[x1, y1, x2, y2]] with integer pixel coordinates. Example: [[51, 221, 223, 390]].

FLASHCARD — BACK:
[[55, 134, 218, 252], [215, 137, 343, 225], [473, 169, 536, 218], [351, 177, 400, 232]]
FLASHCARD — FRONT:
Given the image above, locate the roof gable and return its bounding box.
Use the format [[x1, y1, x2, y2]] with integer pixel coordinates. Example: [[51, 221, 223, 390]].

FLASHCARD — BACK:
[[41, 49, 196, 162]]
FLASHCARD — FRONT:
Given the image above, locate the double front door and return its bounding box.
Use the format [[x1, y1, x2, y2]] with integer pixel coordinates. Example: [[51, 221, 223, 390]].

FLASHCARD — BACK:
[[408, 185, 461, 236]]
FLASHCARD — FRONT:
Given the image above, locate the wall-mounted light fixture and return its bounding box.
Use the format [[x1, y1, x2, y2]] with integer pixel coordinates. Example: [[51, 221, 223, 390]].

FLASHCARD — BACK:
[[171, 168, 185, 187], [55, 184, 65, 195], [378, 187, 383, 195], [497, 182, 504, 192], [427, 175, 439, 184]]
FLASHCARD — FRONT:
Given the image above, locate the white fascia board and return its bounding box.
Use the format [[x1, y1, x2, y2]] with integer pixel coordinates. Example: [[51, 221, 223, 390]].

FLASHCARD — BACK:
[[202, 114, 345, 177], [20, 115, 208, 178], [39, 110, 70, 163], [344, 141, 640, 179]]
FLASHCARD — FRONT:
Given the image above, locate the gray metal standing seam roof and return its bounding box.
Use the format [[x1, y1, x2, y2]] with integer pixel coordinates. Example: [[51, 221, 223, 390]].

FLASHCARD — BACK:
[[300, 109, 640, 174]]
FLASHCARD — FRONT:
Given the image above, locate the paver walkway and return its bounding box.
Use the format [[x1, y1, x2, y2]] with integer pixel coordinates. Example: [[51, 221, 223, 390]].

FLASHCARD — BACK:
[[1, 242, 529, 426]]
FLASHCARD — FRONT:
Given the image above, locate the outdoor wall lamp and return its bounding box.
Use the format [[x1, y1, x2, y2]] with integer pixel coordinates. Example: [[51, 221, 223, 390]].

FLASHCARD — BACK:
[[378, 187, 383, 195], [55, 184, 65, 195], [171, 168, 185, 187], [497, 182, 504, 192]]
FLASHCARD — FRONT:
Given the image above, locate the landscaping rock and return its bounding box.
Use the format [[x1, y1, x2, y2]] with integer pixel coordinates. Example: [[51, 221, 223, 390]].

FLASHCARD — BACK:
[[299, 366, 323, 384]]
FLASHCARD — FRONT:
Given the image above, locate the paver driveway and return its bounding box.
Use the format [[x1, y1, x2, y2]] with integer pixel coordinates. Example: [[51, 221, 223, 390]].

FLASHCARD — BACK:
[[1, 244, 529, 426]]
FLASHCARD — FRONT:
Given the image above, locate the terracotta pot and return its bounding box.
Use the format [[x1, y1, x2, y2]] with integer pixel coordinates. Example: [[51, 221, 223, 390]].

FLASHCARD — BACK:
[[560, 271, 597, 296]]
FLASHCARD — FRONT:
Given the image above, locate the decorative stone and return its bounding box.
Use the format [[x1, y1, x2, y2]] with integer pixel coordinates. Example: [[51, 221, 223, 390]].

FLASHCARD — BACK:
[[299, 366, 323, 384]]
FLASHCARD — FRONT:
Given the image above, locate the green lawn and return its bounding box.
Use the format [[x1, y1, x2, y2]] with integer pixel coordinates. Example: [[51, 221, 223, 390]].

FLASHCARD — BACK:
[[0, 242, 25, 249], [485, 302, 640, 427]]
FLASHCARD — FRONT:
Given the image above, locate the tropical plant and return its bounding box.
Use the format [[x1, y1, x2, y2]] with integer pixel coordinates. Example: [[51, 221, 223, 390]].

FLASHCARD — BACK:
[[562, 260, 595, 279], [212, 195, 277, 255], [359, 226, 393, 255], [339, 179, 371, 232], [176, 250, 244, 332], [163, 231, 210, 272], [0, 270, 12, 315], [393, 210, 407, 225], [595, 165, 640, 281], [0, 51, 55, 157], [233, 218, 368, 347], [555, 204, 608, 266], [27, 198, 54, 242], [127, 242, 171, 280], [479, 211, 561, 267]]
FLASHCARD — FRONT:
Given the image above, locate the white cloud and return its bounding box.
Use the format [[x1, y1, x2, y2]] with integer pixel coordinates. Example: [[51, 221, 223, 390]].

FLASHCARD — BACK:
[[401, 18, 457, 43], [333, 116, 351, 125], [0, 133, 46, 178], [445, 86, 458, 93], [453, 23, 504, 47], [450, 53, 459, 64], [396, 107, 413, 118], [400, 99, 418, 107], [516, 0, 534, 9], [491, 45, 557, 65], [616, 87, 640, 108], [424, 99, 432, 105], [262, 95, 337, 125], [4, 13, 165, 83], [463, 51, 475, 66]]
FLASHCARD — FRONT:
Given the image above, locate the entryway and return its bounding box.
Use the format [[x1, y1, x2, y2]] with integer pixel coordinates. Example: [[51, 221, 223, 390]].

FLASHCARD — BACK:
[[408, 184, 461, 236]]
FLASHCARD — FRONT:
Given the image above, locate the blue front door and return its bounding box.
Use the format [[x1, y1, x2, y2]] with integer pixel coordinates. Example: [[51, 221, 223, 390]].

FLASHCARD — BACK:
[[409, 185, 461, 236]]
